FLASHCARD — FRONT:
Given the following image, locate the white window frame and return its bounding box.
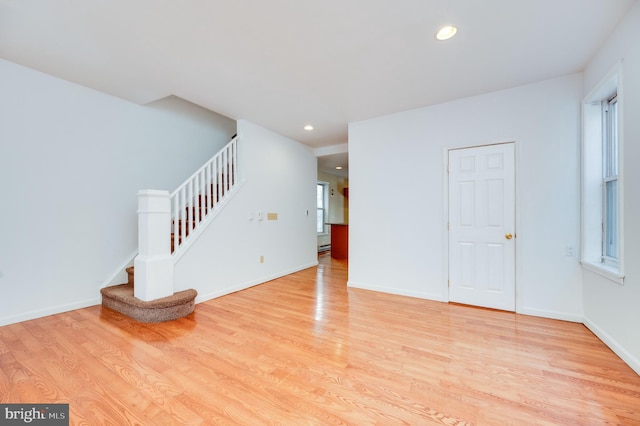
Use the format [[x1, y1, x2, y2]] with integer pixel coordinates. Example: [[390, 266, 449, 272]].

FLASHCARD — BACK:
[[317, 182, 329, 234], [581, 62, 624, 284], [602, 95, 618, 265]]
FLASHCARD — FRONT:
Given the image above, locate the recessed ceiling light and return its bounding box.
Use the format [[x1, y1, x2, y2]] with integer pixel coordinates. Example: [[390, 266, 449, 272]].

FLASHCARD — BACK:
[[304, 125, 314, 131], [436, 25, 457, 41], [336, 166, 343, 170]]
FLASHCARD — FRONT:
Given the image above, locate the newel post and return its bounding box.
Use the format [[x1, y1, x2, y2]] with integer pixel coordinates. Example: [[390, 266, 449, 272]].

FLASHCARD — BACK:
[[134, 190, 174, 301]]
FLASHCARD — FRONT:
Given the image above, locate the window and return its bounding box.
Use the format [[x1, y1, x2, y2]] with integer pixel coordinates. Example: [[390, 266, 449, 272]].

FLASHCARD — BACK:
[[602, 95, 618, 262], [581, 62, 624, 284], [317, 182, 328, 234]]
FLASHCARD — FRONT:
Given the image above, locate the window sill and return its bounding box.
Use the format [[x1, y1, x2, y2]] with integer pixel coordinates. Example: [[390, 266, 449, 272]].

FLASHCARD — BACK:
[[580, 260, 625, 285]]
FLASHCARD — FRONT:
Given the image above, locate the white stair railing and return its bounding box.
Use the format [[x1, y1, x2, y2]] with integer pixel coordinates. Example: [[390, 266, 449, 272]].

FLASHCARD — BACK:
[[170, 137, 238, 254]]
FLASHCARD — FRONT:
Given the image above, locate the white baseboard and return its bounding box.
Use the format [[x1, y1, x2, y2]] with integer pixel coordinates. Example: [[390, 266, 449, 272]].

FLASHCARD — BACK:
[[517, 306, 583, 323], [195, 261, 319, 304], [4, 270, 639, 378], [0, 261, 319, 327], [583, 316, 640, 376], [346, 280, 448, 302], [0, 297, 101, 327]]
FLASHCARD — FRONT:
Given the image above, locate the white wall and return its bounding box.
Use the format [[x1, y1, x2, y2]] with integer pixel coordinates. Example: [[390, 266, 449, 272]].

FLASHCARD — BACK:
[[0, 59, 236, 326], [581, 1, 640, 374], [349, 73, 583, 321], [174, 120, 318, 300]]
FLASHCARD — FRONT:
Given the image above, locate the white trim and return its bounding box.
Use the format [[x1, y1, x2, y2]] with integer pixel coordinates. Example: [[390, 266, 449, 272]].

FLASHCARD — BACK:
[[0, 297, 101, 327], [584, 316, 640, 376], [171, 181, 246, 262], [616, 64, 625, 281], [518, 307, 583, 323], [313, 143, 348, 157], [195, 261, 318, 303], [513, 142, 524, 314], [441, 147, 450, 301], [347, 280, 448, 303], [581, 260, 625, 285], [1, 260, 320, 327], [581, 60, 625, 284]]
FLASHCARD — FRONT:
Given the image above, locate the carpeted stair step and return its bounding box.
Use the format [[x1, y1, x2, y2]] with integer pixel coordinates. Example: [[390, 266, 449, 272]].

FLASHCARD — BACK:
[[101, 266, 197, 322]]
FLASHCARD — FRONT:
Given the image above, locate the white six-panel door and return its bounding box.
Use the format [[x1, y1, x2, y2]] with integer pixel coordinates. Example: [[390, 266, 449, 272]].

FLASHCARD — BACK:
[[448, 143, 515, 311]]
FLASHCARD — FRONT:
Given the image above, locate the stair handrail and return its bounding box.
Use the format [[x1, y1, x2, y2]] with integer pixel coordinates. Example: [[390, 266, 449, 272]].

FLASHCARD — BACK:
[[170, 136, 238, 254]]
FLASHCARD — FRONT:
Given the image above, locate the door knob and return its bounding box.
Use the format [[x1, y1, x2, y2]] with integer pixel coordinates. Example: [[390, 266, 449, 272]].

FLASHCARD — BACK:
[[505, 233, 513, 240]]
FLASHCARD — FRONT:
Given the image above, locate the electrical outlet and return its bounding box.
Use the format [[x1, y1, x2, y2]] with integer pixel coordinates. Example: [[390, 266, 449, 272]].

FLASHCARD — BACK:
[[260, 255, 264, 263], [566, 245, 576, 257]]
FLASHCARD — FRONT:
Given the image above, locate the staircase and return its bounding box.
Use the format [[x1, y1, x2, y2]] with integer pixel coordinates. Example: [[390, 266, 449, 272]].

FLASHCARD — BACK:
[[101, 137, 239, 322], [100, 267, 197, 322], [170, 181, 232, 253], [170, 137, 237, 255]]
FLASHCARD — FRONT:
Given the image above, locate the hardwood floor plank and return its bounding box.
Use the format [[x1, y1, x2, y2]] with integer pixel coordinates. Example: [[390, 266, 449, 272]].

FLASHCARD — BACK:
[[1, 253, 640, 424]]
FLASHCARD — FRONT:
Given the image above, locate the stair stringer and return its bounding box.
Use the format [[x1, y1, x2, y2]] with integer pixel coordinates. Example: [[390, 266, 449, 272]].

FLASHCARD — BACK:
[[171, 180, 246, 263]]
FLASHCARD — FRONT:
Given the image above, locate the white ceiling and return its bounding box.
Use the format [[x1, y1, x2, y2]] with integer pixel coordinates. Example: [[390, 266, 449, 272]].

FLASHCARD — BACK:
[[1, 0, 635, 165]]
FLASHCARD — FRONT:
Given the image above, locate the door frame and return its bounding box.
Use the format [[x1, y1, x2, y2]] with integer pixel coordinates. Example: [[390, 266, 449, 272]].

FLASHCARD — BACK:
[[442, 141, 522, 312]]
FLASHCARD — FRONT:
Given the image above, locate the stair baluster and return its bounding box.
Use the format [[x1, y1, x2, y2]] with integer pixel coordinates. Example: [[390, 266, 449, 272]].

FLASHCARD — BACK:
[[170, 137, 238, 254]]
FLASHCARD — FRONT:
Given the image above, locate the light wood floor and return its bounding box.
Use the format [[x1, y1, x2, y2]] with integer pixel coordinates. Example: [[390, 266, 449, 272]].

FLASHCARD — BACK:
[[1, 253, 640, 425]]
